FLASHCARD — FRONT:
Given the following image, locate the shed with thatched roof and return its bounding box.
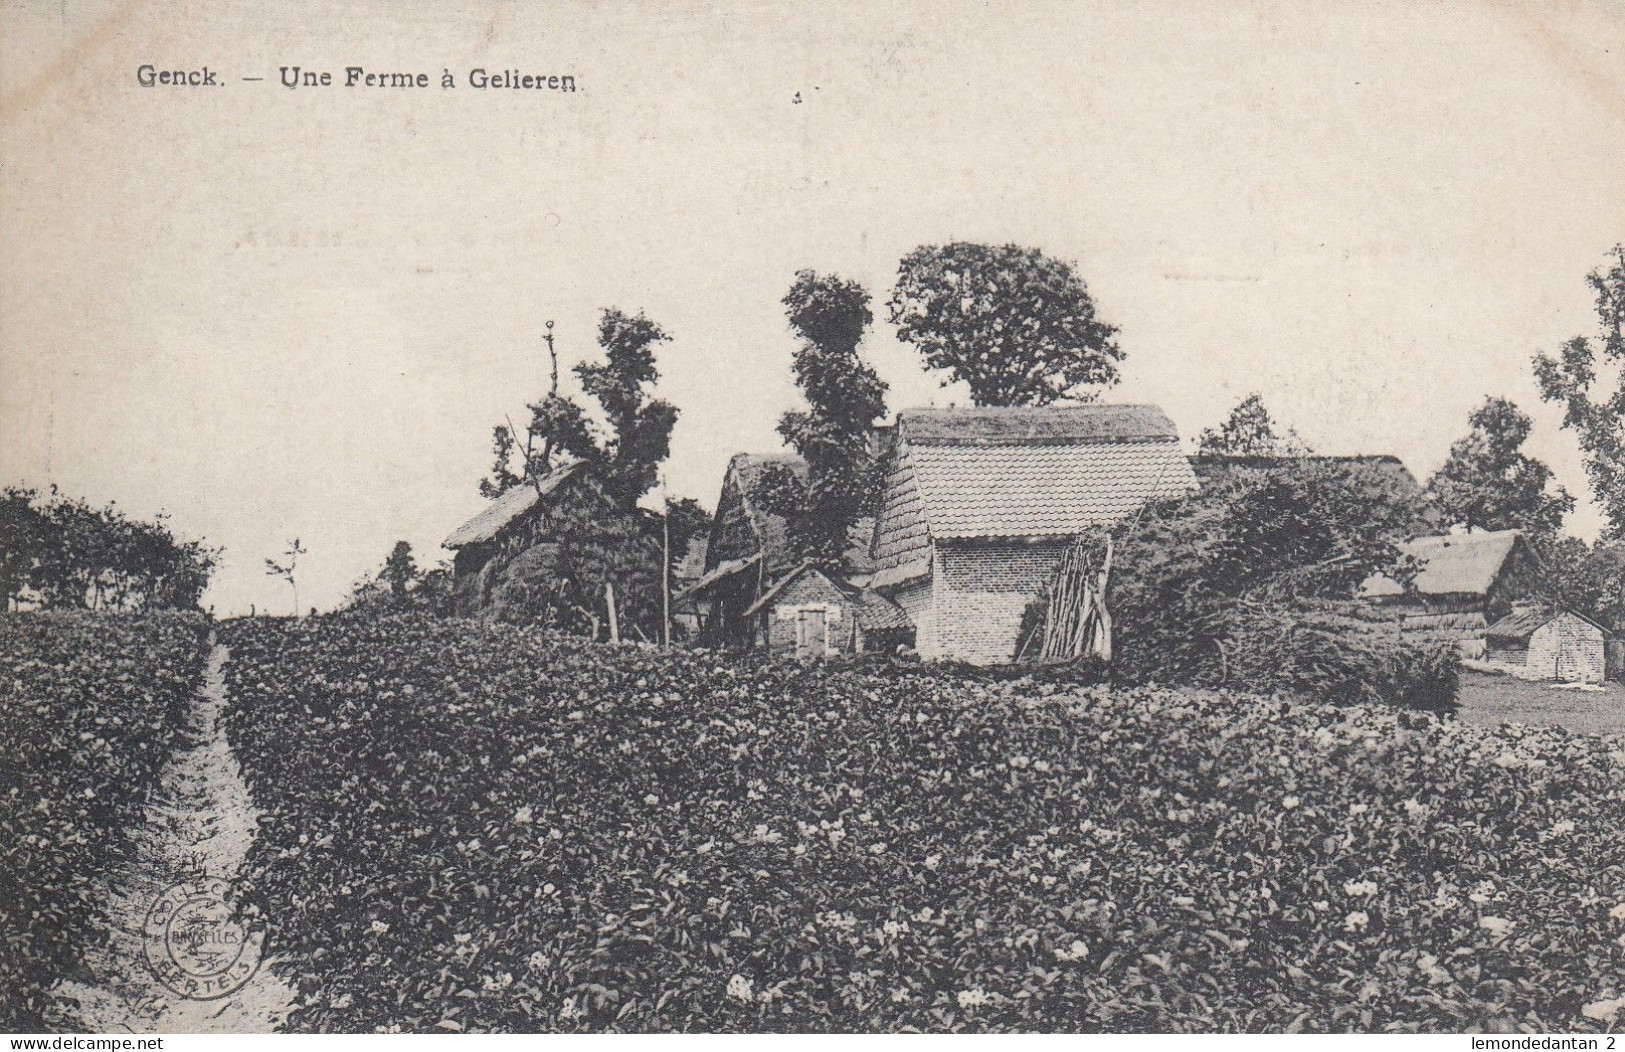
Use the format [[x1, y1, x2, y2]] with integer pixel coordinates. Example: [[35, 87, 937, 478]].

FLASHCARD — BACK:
[[1359, 528, 1548, 657]]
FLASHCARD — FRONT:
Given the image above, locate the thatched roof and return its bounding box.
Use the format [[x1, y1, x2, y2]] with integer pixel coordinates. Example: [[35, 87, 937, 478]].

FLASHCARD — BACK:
[[1362, 529, 1525, 599], [900, 404, 1179, 445], [443, 462, 587, 549], [721, 452, 874, 573]]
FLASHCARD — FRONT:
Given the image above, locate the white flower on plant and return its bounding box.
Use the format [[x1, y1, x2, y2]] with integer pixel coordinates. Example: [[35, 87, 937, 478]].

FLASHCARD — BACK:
[[643, 794, 659, 806], [1581, 997, 1625, 1023], [513, 805, 533, 824], [330, 992, 353, 1009], [1403, 799, 1428, 819], [453, 933, 472, 945], [369, 920, 390, 935], [526, 951, 549, 971], [1343, 880, 1379, 898], [1282, 796, 1301, 810], [726, 974, 754, 1002], [1054, 939, 1090, 963], [1549, 819, 1575, 837], [1609, 903, 1625, 922], [1343, 911, 1370, 933], [558, 996, 585, 1022], [1348, 803, 1369, 817], [956, 988, 991, 1008], [1312, 900, 1330, 913], [924, 854, 941, 871]]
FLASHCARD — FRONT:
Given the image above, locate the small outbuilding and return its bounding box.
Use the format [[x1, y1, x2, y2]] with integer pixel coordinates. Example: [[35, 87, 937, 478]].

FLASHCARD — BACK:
[[1484, 608, 1609, 684], [742, 562, 912, 660], [1359, 528, 1547, 657]]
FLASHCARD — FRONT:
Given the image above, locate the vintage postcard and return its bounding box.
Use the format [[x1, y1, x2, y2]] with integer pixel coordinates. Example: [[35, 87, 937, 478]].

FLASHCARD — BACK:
[[2, 0, 1623, 1040]]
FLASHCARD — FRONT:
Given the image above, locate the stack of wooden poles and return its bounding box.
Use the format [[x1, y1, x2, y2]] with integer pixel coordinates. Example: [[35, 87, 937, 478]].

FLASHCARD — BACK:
[[1037, 535, 1114, 664]]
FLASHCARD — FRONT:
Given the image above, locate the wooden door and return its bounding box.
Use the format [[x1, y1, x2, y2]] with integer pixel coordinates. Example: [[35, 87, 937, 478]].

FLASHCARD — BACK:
[[796, 609, 827, 660]]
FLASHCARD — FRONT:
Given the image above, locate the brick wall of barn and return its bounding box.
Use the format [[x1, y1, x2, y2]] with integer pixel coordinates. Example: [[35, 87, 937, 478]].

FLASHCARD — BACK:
[[762, 572, 855, 658], [890, 576, 937, 659], [935, 541, 1066, 665], [1526, 613, 1606, 684]]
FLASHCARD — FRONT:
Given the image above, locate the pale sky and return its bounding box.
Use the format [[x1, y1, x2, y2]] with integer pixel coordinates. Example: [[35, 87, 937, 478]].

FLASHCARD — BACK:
[[2, 0, 1621, 615]]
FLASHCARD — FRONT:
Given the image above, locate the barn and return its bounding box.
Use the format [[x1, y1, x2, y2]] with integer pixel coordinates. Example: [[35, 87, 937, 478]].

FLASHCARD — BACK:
[[743, 562, 912, 659], [1484, 608, 1609, 684], [1359, 529, 1547, 657], [869, 404, 1198, 665], [442, 462, 659, 622], [679, 452, 878, 650]]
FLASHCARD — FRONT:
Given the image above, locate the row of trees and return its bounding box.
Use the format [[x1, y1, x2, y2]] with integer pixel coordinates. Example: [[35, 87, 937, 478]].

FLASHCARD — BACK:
[[0, 488, 218, 612], [451, 238, 1621, 654]]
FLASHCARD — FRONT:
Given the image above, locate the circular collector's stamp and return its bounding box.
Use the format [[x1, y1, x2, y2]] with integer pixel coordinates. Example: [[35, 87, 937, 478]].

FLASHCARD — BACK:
[[142, 875, 265, 1000]]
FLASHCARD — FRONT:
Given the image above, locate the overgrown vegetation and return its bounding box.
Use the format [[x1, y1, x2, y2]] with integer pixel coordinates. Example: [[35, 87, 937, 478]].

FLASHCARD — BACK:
[[0, 487, 218, 612], [219, 613, 1625, 1033], [1105, 461, 1455, 709], [0, 613, 209, 1029]]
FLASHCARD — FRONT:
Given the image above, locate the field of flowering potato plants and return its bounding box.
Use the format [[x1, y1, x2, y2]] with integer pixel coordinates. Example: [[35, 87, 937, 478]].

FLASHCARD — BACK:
[[0, 612, 209, 1030], [218, 613, 1625, 1033]]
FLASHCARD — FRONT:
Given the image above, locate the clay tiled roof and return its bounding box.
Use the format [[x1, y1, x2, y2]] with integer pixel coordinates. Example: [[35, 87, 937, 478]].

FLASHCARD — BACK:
[[1485, 607, 1606, 644], [443, 462, 586, 548], [899, 423, 1197, 540]]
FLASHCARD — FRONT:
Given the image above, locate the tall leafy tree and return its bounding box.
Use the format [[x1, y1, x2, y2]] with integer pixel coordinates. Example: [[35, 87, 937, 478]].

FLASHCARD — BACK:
[[481, 311, 678, 514], [888, 242, 1123, 407], [1425, 396, 1573, 539], [757, 271, 889, 565], [1534, 244, 1625, 537], [1197, 393, 1309, 455], [575, 309, 680, 513]]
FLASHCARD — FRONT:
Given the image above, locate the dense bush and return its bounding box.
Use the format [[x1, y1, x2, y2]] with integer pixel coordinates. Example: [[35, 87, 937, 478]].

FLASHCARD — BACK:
[[1, 488, 219, 613], [1108, 461, 1456, 708], [220, 613, 1625, 1033], [0, 612, 209, 1029]]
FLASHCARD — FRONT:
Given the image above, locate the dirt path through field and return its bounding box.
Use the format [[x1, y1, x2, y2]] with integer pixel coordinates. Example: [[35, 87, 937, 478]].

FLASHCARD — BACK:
[[46, 641, 296, 1033]]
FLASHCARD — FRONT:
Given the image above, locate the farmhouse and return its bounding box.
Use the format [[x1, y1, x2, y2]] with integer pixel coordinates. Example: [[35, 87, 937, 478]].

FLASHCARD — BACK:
[[1484, 607, 1610, 684], [869, 404, 1198, 665], [1359, 529, 1547, 656]]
